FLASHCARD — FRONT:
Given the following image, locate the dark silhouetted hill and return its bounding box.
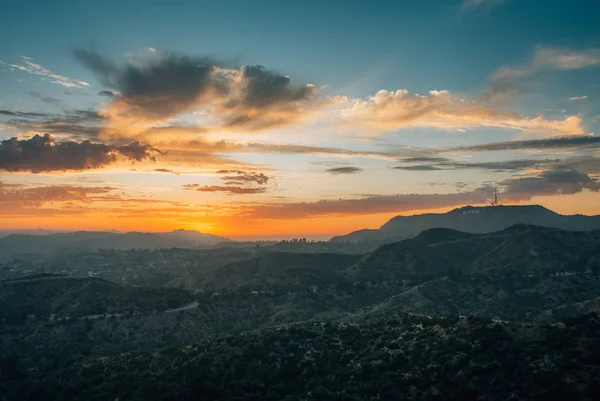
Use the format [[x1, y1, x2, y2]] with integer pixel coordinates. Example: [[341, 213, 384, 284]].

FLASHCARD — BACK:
[[330, 205, 600, 246]]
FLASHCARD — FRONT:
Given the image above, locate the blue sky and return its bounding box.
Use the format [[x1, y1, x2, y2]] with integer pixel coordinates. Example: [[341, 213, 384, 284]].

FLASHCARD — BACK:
[[1, 0, 599, 237]]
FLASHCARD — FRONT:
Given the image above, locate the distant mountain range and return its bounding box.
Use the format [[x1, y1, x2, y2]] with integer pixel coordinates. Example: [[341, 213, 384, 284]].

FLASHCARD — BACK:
[[0, 230, 231, 262], [330, 204, 600, 245]]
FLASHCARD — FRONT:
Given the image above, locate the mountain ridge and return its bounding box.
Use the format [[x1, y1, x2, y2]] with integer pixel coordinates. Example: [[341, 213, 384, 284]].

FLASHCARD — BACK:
[[330, 204, 600, 245]]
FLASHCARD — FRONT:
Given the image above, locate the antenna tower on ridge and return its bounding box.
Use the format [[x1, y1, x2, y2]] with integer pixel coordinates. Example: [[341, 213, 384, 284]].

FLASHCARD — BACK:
[[490, 187, 501, 207]]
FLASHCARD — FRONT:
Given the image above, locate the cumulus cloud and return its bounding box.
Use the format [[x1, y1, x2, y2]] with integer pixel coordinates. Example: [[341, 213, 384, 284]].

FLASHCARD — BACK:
[[0, 56, 89, 88], [0, 134, 161, 173], [183, 184, 268, 195], [501, 168, 600, 196], [326, 166, 363, 174], [444, 135, 600, 152], [74, 50, 322, 136], [339, 89, 584, 136]]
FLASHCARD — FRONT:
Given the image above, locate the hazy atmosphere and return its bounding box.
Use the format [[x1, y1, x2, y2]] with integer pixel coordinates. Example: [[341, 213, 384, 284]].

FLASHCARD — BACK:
[[3, 2, 600, 400], [2, 0, 599, 238]]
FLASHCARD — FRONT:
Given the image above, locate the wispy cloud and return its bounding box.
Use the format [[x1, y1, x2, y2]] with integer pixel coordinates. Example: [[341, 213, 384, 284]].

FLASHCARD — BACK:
[[461, 0, 507, 13], [326, 166, 363, 174], [0, 56, 90, 88], [28, 91, 63, 108], [485, 47, 600, 102], [183, 184, 268, 195], [444, 135, 600, 152], [395, 158, 559, 172], [569, 95, 588, 101]]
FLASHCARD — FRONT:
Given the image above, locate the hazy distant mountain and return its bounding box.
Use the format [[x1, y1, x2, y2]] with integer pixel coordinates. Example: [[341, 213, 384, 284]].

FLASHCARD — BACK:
[[330, 205, 600, 245], [0, 230, 231, 261]]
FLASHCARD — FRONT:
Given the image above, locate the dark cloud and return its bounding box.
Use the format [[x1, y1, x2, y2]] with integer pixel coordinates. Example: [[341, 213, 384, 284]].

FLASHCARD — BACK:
[[154, 168, 180, 175], [395, 165, 444, 171], [182, 170, 271, 195], [0, 108, 104, 140], [558, 155, 600, 174], [29, 92, 63, 107], [221, 65, 320, 130], [182, 184, 267, 195], [395, 158, 559, 172], [74, 49, 321, 131], [0, 110, 52, 118], [501, 168, 600, 196], [74, 49, 223, 119], [216, 170, 269, 185], [0, 134, 161, 173], [400, 156, 450, 163], [98, 90, 117, 97], [445, 136, 600, 152], [326, 166, 363, 174]]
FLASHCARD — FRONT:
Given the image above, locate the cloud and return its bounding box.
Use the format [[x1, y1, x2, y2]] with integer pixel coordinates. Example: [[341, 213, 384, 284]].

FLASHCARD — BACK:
[[216, 170, 270, 185], [218, 65, 322, 131], [98, 90, 117, 97], [29, 92, 63, 108], [244, 167, 599, 220], [154, 168, 180, 175], [339, 89, 584, 136], [400, 156, 450, 163], [0, 56, 89, 88], [501, 168, 600, 196], [247, 187, 495, 219], [0, 108, 104, 140], [485, 47, 600, 102], [461, 0, 507, 12], [395, 158, 560, 172], [183, 184, 268, 195], [74, 50, 322, 136], [0, 134, 161, 173], [444, 135, 600, 152], [570, 95, 588, 101], [326, 166, 363, 174], [182, 169, 271, 195], [0, 184, 116, 214]]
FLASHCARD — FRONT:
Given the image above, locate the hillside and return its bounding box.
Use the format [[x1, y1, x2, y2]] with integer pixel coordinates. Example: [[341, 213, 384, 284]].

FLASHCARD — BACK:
[[346, 225, 600, 282], [0, 230, 231, 261], [0, 275, 194, 322], [3, 225, 600, 400], [200, 252, 363, 291], [3, 312, 600, 400], [331, 205, 600, 246]]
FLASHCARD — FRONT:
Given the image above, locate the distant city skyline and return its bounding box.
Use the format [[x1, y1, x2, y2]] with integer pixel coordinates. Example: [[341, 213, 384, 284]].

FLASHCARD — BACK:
[[1, 0, 599, 237]]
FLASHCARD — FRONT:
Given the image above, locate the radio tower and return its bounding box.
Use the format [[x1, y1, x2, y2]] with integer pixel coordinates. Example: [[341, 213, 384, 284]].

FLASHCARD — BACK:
[[490, 187, 500, 207]]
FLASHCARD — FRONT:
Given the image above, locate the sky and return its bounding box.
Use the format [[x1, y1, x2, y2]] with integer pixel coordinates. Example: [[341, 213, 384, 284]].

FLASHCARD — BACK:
[[1, 0, 600, 239]]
